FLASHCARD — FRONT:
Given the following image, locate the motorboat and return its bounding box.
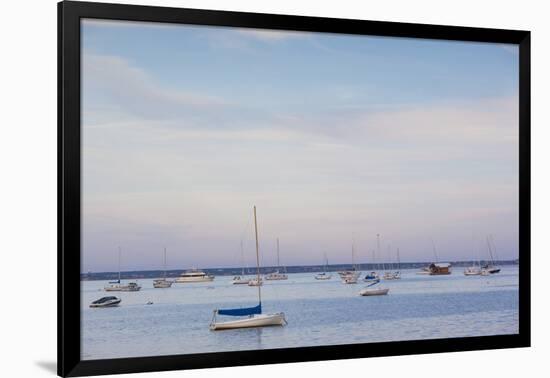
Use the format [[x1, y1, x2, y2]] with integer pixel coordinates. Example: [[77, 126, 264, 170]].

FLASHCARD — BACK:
[[210, 206, 286, 331], [90, 296, 121, 308], [175, 268, 215, 283], [105, 281, 141, 291]]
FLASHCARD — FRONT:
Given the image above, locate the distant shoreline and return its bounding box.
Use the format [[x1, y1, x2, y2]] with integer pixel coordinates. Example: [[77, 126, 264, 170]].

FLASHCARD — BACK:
[[81, 259, 519, 281]]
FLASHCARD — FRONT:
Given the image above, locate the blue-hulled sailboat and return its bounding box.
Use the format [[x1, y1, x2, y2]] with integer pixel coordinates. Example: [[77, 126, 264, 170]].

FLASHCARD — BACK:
[[209, 206, 287, 330]]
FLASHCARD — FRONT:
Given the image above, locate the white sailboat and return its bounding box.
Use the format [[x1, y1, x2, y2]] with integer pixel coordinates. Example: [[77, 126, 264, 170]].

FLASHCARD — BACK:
[[383, 246, 401, 280], [315, 253, 332, 280], [464, 264, 482, 276], [154, 248, 173, 288], [210, 206, 287, 330], [265, 238, 288, 280], [360, 235, 389, 296], [341, 239, 360, 284], [359, 282, 390, 296], [104, 247, 142, 292], [233, 240, 251, 285]]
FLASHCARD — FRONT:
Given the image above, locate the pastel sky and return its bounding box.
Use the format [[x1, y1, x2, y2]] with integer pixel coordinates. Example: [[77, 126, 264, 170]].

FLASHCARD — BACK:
[[81, 19, 519, 273]]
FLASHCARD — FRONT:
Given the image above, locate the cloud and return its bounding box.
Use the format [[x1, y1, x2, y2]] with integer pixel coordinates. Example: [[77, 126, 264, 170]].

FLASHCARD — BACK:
[[82, 52, 228, 120], [235, 28, 310, 42], [81, 51, 519, 270]]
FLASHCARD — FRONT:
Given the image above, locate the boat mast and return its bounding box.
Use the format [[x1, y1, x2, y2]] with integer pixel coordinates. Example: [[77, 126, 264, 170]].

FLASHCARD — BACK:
[[240, 239, 245, 276], [431, 238, 439, 263], [163, 247, 167, 280], [376, 234, 381, 272], [489, 234, 498, 264], [254, 206, 261, 304], [118, 246, 121, 283], [486, 236, 495, 265], [351, 238, 356, 271], [277, 237, 280, 271], [397, 248, 401, 271]]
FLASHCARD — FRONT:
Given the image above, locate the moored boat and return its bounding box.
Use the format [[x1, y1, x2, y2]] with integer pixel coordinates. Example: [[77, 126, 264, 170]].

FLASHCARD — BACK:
[[104, 247, 142, 291], [359, 286, 390, 296], [153, 247, 173, 288], [210, 206, 287, 330], [105, 281, 142, 291], [90, 296, 121, 307], [233, 240, 251, 284], [265, 238, 288, 280], [315, 253, 332, 280], [176, 268, 214, 283]]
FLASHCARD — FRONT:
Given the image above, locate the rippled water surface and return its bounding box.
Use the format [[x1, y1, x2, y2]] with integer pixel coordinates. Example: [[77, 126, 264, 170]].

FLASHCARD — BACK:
[[81, 266, 519, 360]]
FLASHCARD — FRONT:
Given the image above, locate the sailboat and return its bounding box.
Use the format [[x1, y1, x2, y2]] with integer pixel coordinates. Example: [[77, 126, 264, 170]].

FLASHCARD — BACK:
[[359, 280, 390, 296], [482, 235, 501, 274], [340, 239, 360, 284], [363, 246, 379, 282], [464, 263, 482, 276], [464, 238, 482, 276], [210, 206, 287, 330], [153, 248, 173, 288], [104, 247, 142, 292], [383, 247, 401, 280], [265, 238, 288, 280], [233, 240, 251, 285], [315, 253, 332, 280]]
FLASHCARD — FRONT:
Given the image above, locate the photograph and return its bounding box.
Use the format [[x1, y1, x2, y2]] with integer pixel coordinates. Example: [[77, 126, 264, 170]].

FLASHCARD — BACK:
[[80, 18, 520, 361]]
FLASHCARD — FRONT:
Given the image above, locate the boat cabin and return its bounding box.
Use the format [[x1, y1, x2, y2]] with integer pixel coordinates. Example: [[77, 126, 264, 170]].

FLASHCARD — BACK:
[[428, 262, 451, 275]]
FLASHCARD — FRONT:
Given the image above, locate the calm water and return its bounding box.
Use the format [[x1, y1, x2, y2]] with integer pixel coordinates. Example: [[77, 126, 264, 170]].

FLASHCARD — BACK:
[[81, 266, 519, 360]]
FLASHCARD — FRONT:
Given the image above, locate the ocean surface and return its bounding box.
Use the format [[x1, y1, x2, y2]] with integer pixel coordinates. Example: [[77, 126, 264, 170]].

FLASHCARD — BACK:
[[81, 266, 519, 360]]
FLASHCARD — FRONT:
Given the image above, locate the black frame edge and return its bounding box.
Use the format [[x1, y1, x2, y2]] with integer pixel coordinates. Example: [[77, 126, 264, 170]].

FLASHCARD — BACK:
[[58, 1, 531, 376]]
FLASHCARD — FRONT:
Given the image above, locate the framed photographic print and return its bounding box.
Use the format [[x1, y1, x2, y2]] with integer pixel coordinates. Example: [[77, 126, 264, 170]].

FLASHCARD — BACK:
[[58, 1, 530, 376]]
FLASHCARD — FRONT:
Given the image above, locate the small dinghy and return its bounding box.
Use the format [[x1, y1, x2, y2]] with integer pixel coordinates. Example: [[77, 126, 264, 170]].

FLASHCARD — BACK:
[[90, 296, 121, 308], [210, 206, 286, 331]]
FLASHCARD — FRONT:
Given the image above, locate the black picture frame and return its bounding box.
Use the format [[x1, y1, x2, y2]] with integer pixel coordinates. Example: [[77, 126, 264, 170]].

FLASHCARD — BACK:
[[58, 1, 531, 376]]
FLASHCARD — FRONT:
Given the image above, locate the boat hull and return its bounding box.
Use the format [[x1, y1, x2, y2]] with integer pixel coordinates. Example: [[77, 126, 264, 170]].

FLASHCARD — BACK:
[[90, 298, 121, 307], [175, 276, 214, 283], [315, 274, 332, 280], [153, 280, 173, 288], [210, 313, 286, 330], [359, 288, 389, 296], [104, 284, 141, 291], [248, 279, 263, 286]]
